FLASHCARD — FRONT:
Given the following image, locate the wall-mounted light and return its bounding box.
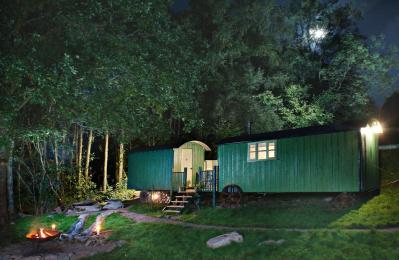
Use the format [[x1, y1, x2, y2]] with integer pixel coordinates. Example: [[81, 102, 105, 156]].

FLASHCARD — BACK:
[[361, 121, 383, 135]]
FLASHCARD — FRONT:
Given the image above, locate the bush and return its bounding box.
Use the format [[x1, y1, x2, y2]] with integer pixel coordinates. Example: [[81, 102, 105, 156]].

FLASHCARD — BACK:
[[104, 179, 136, 201]]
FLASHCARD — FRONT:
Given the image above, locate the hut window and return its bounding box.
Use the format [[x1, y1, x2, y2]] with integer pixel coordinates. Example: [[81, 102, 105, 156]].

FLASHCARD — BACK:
[[248, 140, 276, 161], [249, 144, 256, 160]]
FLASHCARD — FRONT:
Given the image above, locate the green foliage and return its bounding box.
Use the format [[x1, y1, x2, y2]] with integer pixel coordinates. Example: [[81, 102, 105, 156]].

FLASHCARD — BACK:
[[75, 177, 99, 202], [259, 85, 332, 128], [104, 179, 136, 201], [185, 0, 398, 139]]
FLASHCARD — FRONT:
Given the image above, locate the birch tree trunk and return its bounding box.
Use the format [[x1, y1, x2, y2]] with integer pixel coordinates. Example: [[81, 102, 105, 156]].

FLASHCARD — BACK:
[[0, 146, 8, 225], [54, 140, 59, 180], [7, 141, 14, 216], [78, 127, 83, 182], [103, 132, 109, 191], [84, 129, 93, 180], [117, 143, 124, 184]]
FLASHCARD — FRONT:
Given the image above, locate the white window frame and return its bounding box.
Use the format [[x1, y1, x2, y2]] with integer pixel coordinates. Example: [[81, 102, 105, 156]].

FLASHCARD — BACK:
[[247, 140, 277, 162]]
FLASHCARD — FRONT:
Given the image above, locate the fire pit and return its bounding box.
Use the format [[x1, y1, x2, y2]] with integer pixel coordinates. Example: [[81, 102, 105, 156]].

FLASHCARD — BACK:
[[26, 227, 61, 241]]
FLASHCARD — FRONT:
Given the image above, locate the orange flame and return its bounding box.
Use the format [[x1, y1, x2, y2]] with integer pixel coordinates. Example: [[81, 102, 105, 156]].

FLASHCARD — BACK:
[[95, 223, 101, 235], [39, 228, 47, 238]]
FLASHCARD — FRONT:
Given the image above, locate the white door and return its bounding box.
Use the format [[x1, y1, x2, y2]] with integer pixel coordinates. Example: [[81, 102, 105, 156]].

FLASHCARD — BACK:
[[181, 149, 193, 187]]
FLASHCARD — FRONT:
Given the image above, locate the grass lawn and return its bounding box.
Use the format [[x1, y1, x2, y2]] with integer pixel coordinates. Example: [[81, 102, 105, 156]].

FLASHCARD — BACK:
[[331, 150, 399, 228], [179, 195, 364, 229], [4, 212, 399, 259], [331, 186, 399, 228], [128, 202, 165, 217], [97, 219, 399, 259]]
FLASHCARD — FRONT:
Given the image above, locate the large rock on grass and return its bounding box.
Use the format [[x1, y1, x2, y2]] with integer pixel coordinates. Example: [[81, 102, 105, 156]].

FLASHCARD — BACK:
[[206, 232, 243, 249], [102, 200, 124, 210]]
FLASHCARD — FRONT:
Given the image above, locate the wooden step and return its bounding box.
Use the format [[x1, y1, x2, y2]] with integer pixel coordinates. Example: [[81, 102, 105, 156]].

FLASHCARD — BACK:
[[179, 190, 196, 193], [166, 205, 184, 208], [170, 200, 189, 203], [163, 209, 180, 213], [175, 195, 192, 199]]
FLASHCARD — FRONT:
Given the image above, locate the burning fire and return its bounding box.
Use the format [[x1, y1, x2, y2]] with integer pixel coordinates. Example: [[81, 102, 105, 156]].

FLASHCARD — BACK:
[[26, 226, 60, 240], [95, 223, 101, 235]]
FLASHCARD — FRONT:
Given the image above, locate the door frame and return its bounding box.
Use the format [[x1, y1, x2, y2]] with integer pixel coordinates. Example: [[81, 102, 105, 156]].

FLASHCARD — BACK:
[[181, 148, 193, 187]]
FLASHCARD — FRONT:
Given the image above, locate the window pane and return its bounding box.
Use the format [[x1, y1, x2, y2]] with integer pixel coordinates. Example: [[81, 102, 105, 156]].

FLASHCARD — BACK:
[[258, 142, 267, 151], [249, 144, 256, 152], [258, 151, 267, 160], [268, 142, 275, 150], [268, 150, 275, 159], [249, 151, 256, 160]]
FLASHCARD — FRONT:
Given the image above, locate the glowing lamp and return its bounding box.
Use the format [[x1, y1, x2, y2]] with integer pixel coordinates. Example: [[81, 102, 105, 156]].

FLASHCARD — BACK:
[[361, 121, 383, 135], [371, 121, 383, 134], [51, 224, 56, 231], [152, 192, 160, 201]]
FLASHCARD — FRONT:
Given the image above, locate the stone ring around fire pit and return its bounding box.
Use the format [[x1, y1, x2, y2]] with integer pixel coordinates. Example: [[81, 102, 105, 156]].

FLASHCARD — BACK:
[[26, 228, 61, 241]]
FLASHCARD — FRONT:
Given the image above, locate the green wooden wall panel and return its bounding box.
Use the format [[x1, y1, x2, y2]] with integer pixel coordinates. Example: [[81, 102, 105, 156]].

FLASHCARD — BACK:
[[127, 149, 173, 190], [362, 133, 380, 190], [218, 131, 361, 192]]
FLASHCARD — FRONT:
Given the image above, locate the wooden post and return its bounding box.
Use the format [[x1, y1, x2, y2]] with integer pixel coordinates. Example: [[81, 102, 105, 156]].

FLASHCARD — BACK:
[[212, 166, 217, 208], [103, 131, 109, 191], [198, 167, 202, 191], [183, 167, 187, 191], [170, 170, 173, 199]]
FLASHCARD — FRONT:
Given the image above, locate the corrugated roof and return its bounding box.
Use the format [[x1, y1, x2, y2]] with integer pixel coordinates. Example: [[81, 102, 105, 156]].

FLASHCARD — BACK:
[[129, 140, 211, 153], [218, 125, 360, 144]]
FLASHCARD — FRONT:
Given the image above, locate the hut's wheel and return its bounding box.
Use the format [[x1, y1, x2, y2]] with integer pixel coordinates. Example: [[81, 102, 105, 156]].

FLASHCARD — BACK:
[[221, 185, 242, 208]]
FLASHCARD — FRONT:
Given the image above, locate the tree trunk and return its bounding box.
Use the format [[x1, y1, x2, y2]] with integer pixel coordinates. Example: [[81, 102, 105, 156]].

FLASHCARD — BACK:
[[54, 140, 59, 180], [7, 141, 14, 216], [84, 129, 93, 180], [71, 125, 77, 168], [117, 143, 124, 184], [78, 127, 83, 181], [0, 147, 8, 225], [103, 132, 109, 191]]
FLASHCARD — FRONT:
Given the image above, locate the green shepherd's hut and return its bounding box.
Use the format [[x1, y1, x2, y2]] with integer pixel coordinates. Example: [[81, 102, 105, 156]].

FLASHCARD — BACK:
[[217, 124, 380, 193], [128, 124, 381, 195], [128, 140, 211, 191]]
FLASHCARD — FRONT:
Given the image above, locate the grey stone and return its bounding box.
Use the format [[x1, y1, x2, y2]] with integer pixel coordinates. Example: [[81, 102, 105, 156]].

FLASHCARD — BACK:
[[102, 200, 124, 210], [206, 232, 243, 249], [323, 197, 333, 202], [74, 205, 101, 212]]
